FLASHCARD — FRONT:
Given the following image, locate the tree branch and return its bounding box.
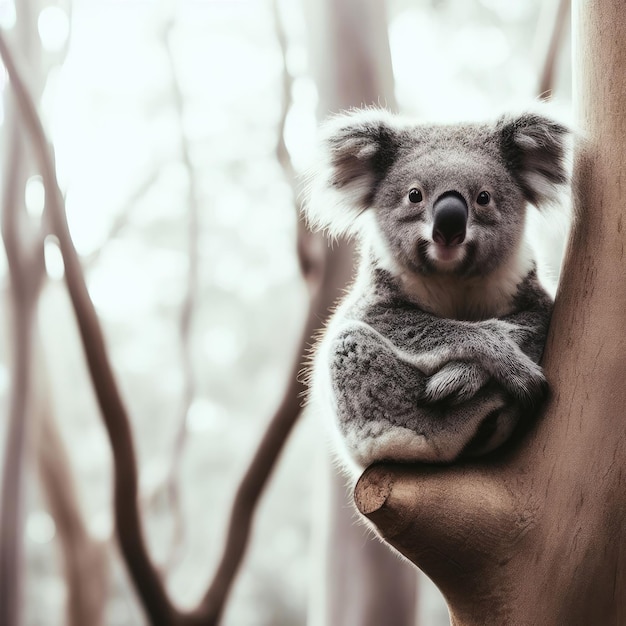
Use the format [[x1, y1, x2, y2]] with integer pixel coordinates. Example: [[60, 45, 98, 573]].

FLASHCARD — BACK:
[[141, 18, 201, 574], [0, 99, 44, 626], [272, 0, 325, 283], [185, 4, 334, 620], [536, 0, 571, 99], [81, 170, 159, 269]]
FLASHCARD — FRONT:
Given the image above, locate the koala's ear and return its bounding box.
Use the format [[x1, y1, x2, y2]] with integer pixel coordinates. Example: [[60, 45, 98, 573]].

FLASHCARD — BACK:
[[498, 112, 571, 208], [304, 108, 402, 237]]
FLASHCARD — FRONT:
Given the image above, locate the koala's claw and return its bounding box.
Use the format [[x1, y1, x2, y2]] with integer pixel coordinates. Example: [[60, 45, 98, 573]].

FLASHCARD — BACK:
[[500, 357, 548, 407]]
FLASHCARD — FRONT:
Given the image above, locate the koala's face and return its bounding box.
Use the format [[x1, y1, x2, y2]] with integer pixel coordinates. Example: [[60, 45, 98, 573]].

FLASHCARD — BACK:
[[373, 128, 529, 276], [306, 109, 570, 278]]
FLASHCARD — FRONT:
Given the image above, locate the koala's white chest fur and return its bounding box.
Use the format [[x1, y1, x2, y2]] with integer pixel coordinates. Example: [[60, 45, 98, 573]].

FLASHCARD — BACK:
[[363, 215, 537, 320], [395, 241, 536, 320]]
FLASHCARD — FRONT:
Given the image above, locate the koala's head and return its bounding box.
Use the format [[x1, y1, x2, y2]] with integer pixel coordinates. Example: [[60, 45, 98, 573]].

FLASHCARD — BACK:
[[305, 108, 571, 277]]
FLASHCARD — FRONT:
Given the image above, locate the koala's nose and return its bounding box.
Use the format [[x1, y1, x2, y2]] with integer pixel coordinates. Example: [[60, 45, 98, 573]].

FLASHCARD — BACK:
[[432, 192, 468, 246]]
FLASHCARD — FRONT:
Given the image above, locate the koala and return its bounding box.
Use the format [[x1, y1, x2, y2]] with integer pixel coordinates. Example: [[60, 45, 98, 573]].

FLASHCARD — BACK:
[[304, 108, 571, 477]]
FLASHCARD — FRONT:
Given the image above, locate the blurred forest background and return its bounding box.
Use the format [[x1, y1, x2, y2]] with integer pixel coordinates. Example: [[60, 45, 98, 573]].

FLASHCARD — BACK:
[[0, 0, 571, 624]]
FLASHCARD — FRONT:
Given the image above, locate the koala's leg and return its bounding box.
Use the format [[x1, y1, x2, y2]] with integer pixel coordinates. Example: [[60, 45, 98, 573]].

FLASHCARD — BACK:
[[329, 322, 429, 431], [460, 397, 522, 459]]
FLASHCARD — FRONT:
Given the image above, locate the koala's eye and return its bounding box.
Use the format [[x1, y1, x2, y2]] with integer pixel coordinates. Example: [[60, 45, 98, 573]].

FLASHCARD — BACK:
[[408, 188, 423, 203], [477, 191, 491, 206]]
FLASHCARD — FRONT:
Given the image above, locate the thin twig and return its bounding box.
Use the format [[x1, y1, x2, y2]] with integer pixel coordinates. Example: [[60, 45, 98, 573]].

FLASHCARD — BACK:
[[537, 0, 571, 99], [273, 0, 328, 286], [82, 170, 159, 269], [144, 18, 201, 573], [274, 0, 297, 193], [271, 0, 322, 280], [0, 101, 45, 626], [1, 5, 110, 624]]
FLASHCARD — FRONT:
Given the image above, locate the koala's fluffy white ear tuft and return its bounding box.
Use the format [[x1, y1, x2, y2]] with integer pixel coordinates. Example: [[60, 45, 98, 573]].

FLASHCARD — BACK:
[[499, 112, 572, 209], [303, 108, 402, 237]]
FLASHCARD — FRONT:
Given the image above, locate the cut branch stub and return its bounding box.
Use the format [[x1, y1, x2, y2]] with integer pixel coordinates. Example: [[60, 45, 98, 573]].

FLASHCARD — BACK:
[[355, 462, 538, 624]]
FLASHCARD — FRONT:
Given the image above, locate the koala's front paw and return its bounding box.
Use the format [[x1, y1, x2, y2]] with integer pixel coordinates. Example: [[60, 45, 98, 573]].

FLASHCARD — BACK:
[[478, 321, 549, 408], [424, 361, 490, 405]]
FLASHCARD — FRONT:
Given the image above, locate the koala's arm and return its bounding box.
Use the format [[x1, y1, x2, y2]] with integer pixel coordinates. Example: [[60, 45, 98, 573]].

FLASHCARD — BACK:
[[425, 292, 552, 407], [498, 270, 554, 363], [353, 269, 552, 408]]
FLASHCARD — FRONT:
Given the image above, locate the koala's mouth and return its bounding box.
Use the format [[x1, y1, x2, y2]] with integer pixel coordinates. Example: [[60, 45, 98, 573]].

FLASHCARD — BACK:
[[430, 241, 465, 264], [412, 236, 470, 275]]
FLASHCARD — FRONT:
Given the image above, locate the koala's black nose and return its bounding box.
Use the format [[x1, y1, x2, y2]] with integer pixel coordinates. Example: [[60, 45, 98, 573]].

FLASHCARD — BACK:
[[432, 192, 468, 246]]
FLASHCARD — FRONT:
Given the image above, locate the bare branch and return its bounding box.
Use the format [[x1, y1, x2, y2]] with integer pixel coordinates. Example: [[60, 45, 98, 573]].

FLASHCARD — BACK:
[[0, 9, 351, 624], [143, 19, 201, 573], [273, 0, 297, 194], [272, 0, 325, 283], [193, 291, 327, 623], [536, 0, 571, 99], [183, 5, 334, 621], [82, 169, 159, 269]]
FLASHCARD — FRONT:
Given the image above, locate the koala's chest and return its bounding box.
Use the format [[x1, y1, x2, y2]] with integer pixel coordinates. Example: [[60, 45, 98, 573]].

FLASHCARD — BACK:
[[398, 271, 518, 321]]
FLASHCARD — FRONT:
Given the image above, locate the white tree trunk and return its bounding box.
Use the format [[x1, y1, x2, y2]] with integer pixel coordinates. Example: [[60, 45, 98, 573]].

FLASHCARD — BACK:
[[305, 1, 419, 625]]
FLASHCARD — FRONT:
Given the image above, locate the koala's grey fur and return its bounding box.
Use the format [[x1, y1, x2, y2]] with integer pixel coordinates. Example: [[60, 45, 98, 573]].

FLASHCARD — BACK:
[[305, 108, 571, 477]]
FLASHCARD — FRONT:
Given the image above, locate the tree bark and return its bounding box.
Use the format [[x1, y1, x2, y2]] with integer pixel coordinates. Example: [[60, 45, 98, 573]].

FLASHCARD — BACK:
[[355, 2, 626, 623]]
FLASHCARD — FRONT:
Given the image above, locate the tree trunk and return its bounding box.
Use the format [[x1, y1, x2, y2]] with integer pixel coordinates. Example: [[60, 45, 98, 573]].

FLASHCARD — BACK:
[[355, 1, 626, 624], [32, 333, 109, 626], [305, 1, 419, 625]]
